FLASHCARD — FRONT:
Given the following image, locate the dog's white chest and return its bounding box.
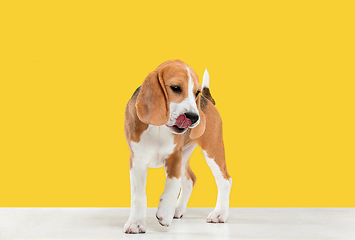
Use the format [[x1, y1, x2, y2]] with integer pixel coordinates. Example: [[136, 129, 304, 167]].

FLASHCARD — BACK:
[[130, 125, 176, 168]]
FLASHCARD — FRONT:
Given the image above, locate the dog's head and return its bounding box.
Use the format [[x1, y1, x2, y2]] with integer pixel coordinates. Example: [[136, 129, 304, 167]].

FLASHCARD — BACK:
[[136, 60, 205, 138]]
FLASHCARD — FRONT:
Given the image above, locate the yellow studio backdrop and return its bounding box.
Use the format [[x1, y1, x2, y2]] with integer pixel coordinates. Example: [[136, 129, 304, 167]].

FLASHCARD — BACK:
[[0, 1, 354, 207]]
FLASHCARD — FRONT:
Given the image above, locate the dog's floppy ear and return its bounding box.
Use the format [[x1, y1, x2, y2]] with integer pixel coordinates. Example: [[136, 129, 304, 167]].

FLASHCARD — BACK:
[[189, 94, 206, 139], [136, 71, 170, 126]]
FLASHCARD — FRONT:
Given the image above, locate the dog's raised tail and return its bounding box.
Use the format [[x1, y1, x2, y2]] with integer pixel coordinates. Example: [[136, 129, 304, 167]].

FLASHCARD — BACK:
[[202, 68, 216, 105]]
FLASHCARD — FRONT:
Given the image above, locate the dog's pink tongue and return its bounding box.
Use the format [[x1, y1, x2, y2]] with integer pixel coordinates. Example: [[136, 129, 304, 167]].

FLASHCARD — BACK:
[[175, 114, 191, 129]]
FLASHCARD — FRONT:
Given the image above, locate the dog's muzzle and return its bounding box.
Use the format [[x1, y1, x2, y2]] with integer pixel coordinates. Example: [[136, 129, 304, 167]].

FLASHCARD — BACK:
[[167, 113, 199, 134]]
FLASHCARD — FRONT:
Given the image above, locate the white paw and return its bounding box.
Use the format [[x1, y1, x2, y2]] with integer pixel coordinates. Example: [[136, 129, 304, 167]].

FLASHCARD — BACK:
[[173, 206, 186, 219], [206, 209, 229, 223], [156, 200, 175, 227], [124, 219, 146, 234]]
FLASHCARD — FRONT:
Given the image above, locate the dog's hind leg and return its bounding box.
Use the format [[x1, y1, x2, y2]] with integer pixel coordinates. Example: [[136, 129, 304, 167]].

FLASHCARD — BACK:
[[197, 102, 232, 223], [202, 148, 232, 223]]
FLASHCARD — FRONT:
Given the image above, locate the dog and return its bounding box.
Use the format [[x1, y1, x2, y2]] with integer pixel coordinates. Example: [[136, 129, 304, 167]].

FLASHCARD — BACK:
[[124, 60, 232, 233]]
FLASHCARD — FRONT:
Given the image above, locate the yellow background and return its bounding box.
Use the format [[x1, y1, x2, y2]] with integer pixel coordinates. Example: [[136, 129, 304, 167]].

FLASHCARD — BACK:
[[1, 1, 354, 207]]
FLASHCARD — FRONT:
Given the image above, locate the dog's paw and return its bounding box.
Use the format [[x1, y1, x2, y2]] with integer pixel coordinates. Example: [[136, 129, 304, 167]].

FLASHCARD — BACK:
[[156, 203, 175, 227], [206, 209, 229, 223], [124, 219, 146, 234], [173, 206, 186, 219]]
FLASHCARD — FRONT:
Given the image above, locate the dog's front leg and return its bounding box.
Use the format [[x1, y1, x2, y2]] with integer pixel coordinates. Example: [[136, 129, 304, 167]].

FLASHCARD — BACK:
[[156, 152, 182, 227], [124, 161, 147, 234]]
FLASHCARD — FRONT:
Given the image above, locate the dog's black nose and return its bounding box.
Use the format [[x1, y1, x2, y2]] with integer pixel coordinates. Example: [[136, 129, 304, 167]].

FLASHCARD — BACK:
[[185, 112, 199, 125]]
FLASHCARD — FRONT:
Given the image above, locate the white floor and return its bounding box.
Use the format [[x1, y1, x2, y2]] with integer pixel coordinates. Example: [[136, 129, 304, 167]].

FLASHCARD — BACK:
[[0, 208, 354, 239]]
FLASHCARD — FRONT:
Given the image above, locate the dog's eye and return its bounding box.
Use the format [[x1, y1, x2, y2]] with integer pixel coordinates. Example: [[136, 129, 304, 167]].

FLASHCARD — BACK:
[[170, 86, 181, 93], [195, 90, 201, 98]]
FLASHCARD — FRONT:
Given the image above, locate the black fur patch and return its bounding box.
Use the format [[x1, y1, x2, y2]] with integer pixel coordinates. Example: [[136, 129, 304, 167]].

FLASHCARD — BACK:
[[202, 87, 215, 105], [200, 95, 208, 113], [131, 86, 141, 99]]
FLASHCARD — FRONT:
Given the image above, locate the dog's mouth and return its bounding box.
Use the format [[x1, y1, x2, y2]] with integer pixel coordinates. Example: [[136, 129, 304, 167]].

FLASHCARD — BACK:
[[167, 114, 191, 134], [167, 125, 188, 134]]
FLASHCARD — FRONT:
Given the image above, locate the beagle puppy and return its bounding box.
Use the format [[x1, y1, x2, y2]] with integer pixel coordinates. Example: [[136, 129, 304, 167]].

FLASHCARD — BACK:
[[124, 60, 232, 234]]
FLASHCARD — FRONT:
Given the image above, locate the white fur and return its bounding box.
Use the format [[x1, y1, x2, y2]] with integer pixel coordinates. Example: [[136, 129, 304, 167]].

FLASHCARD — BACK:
[[131, 125, 176, 168], [202, 150, 232, 223], [185, 67, 200, 119], [202, 68, 210, 89], [124, 164, 147, 233], [156, 177, 181, 226], [124, 125, 176, 233]]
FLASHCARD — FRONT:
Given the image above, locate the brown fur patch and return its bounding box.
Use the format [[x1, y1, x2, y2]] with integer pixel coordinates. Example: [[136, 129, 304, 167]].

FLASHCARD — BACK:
[[184, 100, 230, 180], [185, 164, 196, 186], [165, 139, 182, 178], [125, 99, 149, 144], [165, 135, 184, 178], [129, 156, 133, 170], [165, 152, 182, 179], [136, 71, 170, 126], [184, 129, 192, 145], [196, 101, 230, 180]]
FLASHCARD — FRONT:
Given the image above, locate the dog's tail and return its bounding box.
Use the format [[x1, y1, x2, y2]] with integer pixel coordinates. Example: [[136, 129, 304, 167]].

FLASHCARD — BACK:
[[202, 68, 216, 105]]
